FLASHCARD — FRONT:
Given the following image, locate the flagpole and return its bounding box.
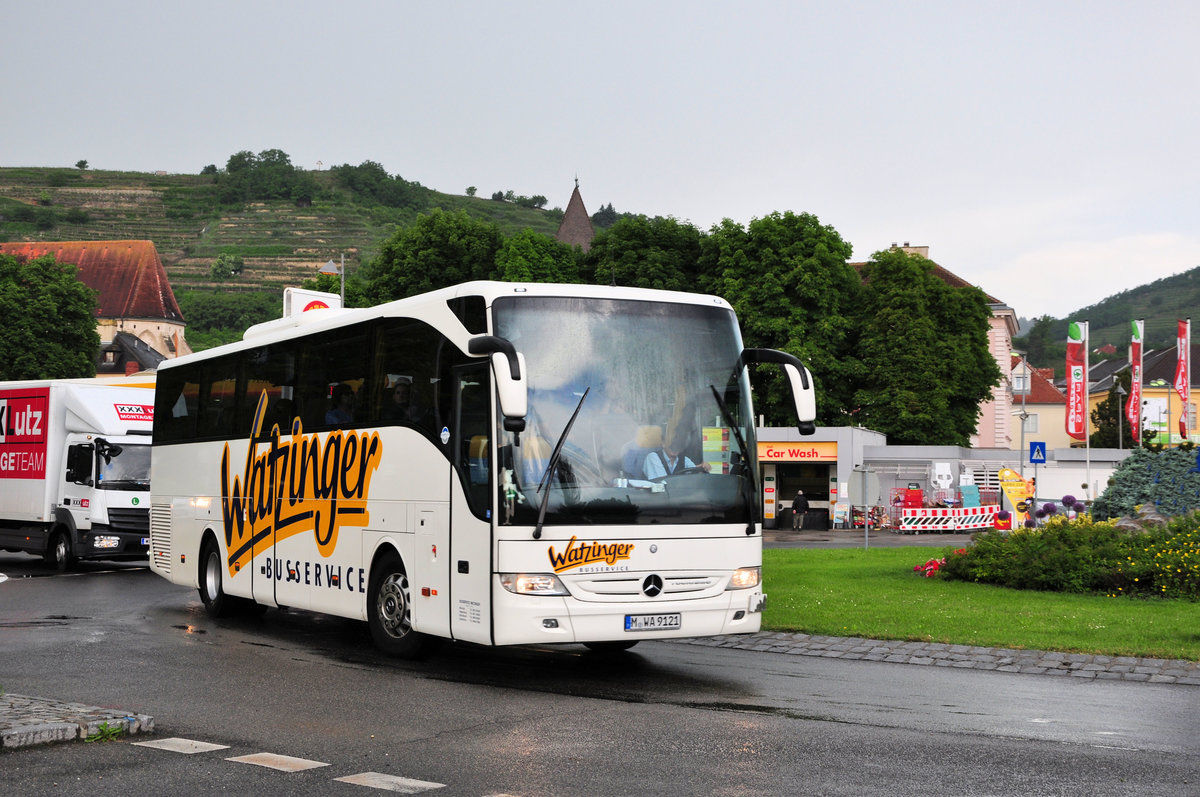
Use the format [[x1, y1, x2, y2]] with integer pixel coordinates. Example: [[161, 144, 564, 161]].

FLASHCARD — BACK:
[[1084, 320, 1091, 498], [1181, 318, 1192, 443]]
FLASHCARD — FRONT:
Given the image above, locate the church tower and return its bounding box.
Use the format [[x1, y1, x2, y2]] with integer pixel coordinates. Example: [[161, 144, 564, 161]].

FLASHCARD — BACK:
[[554, 178, 595, 252]]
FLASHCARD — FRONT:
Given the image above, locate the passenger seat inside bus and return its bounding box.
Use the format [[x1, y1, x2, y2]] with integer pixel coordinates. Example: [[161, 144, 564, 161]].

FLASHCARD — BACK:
[[520, 435, 552, 486]]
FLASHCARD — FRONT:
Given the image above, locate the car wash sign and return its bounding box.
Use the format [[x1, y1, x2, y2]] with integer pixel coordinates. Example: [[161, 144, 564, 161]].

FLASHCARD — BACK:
[[0, 388, 49, 479]]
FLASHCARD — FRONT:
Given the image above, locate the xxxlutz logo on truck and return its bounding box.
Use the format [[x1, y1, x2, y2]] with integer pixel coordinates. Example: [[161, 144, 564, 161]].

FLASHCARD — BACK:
[[221, 392, 382, 574], [0, 391, 48, 479]]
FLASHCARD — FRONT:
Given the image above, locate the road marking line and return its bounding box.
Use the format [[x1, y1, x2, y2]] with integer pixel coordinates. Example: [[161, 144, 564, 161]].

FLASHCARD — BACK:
[[334, 771, 446, 792], [227, 752, 330, 771], [133, 737, 230, 754]]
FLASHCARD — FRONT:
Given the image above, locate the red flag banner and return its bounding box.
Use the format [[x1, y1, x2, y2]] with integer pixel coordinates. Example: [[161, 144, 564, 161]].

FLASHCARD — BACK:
[[1065, 321, 1087, 441], [1125, 319, 1143, 443], [1176, 319, 1191, 439]]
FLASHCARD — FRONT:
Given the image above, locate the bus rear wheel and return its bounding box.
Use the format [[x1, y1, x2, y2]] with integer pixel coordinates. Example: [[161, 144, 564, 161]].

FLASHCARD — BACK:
[[368, 553, 431, 659]]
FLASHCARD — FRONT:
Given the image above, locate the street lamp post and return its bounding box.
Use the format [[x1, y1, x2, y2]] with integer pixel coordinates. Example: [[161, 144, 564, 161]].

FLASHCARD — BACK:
[[1151, 379, 1169, 446], [1115, 383, 1127, 450], [320, 254, 346, 306]]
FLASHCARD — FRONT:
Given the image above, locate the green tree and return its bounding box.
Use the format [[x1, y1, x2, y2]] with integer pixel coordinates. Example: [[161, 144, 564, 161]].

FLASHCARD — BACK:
[[215, 149, 320, 206], [465, 186, 477, 197], [852, 248, 1001, 445], [581, 215, 702, 291], [698, 211, 860, 426], [1015, 315, 1062, 369], [75, 160, 88, 170], [175, 289, 280, 350], [1089, 368, 1147, 448], [591, 203, 621, 229], [494, 229, 578, 282], [0, 253, 99, 379], [209, 253, 244, 280], [362, 209, 503, 303], [330, 161, 424, 209]]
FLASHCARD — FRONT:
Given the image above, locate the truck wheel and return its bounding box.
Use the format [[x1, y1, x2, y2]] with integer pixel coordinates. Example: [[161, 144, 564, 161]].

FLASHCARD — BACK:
[[199, 538, 234, 618], [367, 553, 431, 659], [46, 529, 76, 573]]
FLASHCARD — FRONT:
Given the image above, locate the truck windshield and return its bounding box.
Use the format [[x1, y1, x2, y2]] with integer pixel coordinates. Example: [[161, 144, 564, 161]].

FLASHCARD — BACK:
[[493, 295, 756, 527], [96, 443, 151, 490]]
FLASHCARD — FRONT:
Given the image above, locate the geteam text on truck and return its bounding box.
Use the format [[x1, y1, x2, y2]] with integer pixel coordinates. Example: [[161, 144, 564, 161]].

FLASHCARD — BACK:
[[149, 281, 816, 656]]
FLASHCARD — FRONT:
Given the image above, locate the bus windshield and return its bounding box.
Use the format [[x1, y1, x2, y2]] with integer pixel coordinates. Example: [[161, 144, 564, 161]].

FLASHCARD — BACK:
[[493, 295, 756, 526]]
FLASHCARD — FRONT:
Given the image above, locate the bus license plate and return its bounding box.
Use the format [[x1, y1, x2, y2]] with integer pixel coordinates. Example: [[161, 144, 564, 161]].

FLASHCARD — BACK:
[[625, 613, 681, 632], [141, 538, 149, 546]]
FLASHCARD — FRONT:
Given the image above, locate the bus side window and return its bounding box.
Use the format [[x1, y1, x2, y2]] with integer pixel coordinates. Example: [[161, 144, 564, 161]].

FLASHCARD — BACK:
[[456, 367, 491, 518]]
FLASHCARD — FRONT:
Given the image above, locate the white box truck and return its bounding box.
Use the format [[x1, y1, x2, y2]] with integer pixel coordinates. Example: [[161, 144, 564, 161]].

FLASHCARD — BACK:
[[0, 379, 154, 570]]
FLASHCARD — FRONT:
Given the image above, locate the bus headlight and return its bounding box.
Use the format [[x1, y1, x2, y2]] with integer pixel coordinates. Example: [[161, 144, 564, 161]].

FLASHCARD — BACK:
[[499, 573, 570, 596], [92, 535, 121, 550], [726, 566, 760, 590]]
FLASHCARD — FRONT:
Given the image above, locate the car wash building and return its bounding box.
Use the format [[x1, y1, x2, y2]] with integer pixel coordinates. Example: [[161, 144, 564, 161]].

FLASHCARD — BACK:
[[759, 424, 1132, 531]]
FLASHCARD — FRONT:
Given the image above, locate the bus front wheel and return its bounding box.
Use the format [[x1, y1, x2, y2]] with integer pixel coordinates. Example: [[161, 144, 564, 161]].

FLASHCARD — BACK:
[[368, 553, 431, 659], [584, 641, 639, 653], [199, 538, 234, 617]]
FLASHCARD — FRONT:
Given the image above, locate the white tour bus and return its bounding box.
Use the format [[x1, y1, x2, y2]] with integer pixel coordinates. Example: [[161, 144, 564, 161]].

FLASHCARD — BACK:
[[149, 281, 816, 656]]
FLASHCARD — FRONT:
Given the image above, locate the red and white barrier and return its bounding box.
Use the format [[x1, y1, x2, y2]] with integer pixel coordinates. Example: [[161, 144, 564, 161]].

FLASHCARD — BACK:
[[899, 505, 999, 533]]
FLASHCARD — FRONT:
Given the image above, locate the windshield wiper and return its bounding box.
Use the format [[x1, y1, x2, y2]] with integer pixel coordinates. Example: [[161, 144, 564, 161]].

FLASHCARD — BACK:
[[709, 385, 757, 535], [534, 388, 589, 540]]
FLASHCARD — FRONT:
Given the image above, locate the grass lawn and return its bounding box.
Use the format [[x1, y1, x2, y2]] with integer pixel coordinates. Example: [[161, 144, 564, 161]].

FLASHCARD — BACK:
[[763, 547, 1200, 661]]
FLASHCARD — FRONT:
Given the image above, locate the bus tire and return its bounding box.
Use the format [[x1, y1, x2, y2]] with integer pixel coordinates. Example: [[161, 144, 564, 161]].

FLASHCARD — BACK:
[[199, 538, 235, 618], [584, 641, 639, 653], [46, 528, 76, 572], [368, 553, 431, 659]]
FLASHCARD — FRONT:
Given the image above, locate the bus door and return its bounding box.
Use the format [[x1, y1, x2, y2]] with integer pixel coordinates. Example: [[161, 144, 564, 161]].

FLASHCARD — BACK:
[[449, 363, 494, 645], [252, 427, 309, 611]]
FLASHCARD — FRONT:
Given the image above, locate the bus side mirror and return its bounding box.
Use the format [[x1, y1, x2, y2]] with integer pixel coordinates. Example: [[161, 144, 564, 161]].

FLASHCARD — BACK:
[[783, 362, 817, 436], [741, 347, 817, 436], [469, 335, 527, 433], [491, 351, 527, 432]]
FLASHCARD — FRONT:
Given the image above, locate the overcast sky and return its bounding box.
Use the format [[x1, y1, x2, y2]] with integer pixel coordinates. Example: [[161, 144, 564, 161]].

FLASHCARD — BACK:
[[5, 1, 1198, 320]]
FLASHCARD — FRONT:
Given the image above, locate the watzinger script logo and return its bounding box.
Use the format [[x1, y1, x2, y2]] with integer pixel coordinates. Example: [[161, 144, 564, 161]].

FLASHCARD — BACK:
[[548, 536, 634, 573], [220, 391, 382, 574]]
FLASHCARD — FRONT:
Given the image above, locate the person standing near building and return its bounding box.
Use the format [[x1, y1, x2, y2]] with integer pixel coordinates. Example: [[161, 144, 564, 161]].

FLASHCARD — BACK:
[[791, 489, 809, 531]]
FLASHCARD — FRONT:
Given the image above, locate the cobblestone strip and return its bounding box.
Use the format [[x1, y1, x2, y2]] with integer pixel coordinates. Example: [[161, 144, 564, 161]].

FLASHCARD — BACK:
[[1, 694, 154, 750], [677, 633, 1200, 685]]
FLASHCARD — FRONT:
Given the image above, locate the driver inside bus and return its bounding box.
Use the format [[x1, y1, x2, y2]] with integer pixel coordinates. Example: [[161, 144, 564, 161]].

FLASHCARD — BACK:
[[643, 433, 710, 480]]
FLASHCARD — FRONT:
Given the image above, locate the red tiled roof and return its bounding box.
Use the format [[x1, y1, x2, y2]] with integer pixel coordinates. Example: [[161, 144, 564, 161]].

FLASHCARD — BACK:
[[0, 240, 184, 322], [1011, 355, 1065, 404]]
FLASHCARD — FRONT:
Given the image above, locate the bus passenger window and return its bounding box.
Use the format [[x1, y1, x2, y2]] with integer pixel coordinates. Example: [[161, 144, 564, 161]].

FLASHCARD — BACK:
[[326, 383, 356, 425]]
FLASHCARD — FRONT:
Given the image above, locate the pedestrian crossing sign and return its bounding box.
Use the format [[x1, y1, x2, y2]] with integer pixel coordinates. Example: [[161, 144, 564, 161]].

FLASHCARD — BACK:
[[1029, 442, 1047, 464]]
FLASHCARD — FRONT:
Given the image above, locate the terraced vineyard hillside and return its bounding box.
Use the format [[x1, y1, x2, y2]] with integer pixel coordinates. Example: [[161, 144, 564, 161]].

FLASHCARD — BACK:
[[0, 166, 562, 294]]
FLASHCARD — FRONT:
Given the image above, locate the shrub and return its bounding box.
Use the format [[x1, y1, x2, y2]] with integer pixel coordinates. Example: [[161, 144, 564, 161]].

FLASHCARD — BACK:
[[937, 513, 1200, 598], [1092, 446, 1200, 520], [1111, 512, 1200, 599]]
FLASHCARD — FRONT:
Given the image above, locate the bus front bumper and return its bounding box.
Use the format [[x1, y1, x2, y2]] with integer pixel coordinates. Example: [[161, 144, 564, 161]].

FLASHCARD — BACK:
[[491, 588, 766, 646]]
